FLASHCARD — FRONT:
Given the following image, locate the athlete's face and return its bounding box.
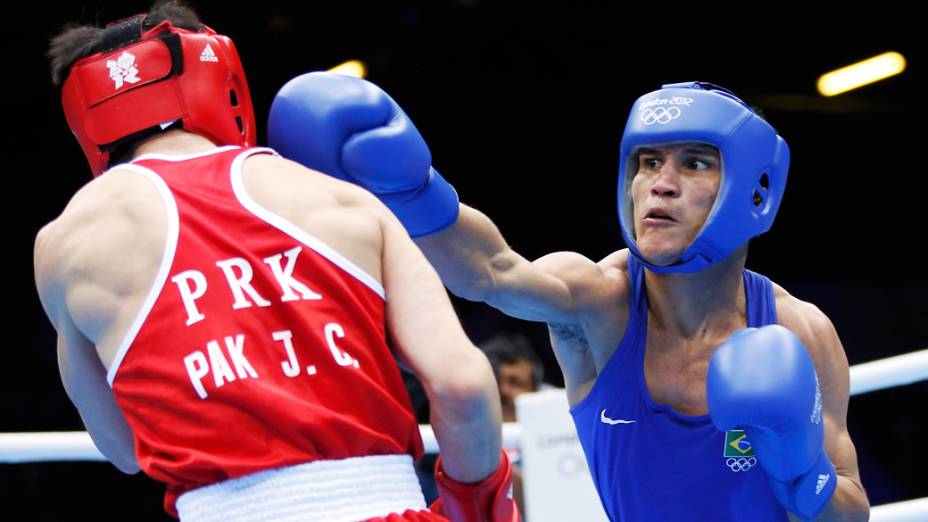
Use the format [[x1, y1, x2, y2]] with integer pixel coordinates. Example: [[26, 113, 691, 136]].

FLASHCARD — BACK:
[[498, 360, 535, 422], [630, 143, 721, 266]]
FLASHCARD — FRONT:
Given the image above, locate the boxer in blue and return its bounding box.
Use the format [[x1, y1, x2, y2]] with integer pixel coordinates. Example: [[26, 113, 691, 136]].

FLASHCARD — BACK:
[[268, 74, 870, 521]]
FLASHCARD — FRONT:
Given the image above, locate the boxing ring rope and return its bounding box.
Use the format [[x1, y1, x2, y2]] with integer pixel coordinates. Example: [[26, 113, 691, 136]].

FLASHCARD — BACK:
[[2, 349, 927, 520], [848, 349, 928, 395]]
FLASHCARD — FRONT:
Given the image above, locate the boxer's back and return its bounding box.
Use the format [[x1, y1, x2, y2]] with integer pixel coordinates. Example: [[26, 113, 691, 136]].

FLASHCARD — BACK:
[[39, 145, 388, 371], [38, 145, 423, 514]]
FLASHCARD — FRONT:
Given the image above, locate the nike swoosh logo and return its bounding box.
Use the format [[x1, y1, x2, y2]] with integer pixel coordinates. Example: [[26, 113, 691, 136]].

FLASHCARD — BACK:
[[600, 409, 636, 425]]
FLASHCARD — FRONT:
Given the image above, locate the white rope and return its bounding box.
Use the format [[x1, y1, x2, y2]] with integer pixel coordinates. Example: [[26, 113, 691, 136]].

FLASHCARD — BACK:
[[418, 423, 523, 455], [0, 431, 102, 463], [0, 349, 924, 464], [0, 426, 526, 464], [870, 497, 928, 522], [849, 349, 928, 396]]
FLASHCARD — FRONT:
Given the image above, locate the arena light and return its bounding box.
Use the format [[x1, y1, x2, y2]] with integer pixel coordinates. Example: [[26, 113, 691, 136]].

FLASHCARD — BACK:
[[327, 59, 368, 79], [817, 52, 906, 97]]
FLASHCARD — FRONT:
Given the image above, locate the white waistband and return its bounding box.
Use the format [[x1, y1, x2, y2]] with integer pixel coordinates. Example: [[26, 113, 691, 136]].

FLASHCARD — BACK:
[[176, 454, 426, 522]]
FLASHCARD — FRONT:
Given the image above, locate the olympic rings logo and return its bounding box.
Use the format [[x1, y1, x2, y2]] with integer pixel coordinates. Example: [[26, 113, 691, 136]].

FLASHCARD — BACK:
[[725, 457, 757, 472], [640, 107, 681, 125]]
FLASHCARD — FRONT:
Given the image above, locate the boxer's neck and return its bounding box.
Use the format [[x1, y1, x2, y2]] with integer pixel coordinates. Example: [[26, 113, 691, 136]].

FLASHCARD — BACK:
[[132, 129, 219, 159], [643, 245, 748, 340]]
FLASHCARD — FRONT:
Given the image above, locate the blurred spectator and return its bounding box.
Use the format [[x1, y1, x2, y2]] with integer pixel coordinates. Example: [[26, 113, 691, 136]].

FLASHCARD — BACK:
[[480, 332, 548, 516], [480, 332, 546, 423]]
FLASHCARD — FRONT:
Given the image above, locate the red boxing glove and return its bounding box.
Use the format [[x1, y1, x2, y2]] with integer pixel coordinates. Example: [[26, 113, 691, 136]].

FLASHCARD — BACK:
[[429, 451, 521, 522]]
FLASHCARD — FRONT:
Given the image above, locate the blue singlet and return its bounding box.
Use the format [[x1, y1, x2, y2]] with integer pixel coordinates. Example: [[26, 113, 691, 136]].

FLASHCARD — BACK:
[[569, 254, 788, 521]]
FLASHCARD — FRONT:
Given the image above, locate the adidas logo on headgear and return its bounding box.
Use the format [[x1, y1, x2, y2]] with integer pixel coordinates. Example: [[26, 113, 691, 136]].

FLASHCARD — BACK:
[[200, 44, 219, 63]]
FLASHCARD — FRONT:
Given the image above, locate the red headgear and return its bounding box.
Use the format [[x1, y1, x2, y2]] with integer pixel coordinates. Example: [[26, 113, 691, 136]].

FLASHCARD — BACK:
[[61, 15, 256, 176]]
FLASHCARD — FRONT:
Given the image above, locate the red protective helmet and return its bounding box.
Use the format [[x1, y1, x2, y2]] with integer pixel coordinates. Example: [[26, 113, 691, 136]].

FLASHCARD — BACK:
[[61, 15, 256, 176]]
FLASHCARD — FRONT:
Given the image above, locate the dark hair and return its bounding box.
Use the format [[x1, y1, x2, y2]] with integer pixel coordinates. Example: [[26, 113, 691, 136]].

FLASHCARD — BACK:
[[48, 0, 203, 86], [479, 332, 544, 389], [48, 1, 205, 166]]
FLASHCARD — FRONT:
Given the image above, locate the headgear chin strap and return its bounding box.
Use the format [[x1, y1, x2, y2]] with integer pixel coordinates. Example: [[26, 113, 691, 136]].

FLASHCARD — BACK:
[[617, 81, 790, 273], [61, 15, 256, 176]]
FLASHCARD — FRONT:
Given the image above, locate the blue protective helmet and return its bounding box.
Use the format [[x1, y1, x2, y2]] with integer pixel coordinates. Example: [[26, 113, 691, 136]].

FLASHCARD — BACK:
[[617, 82, 790, 273]]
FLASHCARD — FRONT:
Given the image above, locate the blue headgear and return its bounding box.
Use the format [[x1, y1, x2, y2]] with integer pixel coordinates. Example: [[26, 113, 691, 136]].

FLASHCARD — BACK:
[[617, 82, 789, 273]]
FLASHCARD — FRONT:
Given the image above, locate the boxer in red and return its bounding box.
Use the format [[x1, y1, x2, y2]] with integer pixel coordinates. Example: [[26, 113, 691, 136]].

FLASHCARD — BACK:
[[37, 2, 518, 520]]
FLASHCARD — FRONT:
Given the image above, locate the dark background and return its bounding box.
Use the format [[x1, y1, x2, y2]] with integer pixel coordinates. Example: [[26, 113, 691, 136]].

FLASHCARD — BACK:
[[5, 1, 926, 519]]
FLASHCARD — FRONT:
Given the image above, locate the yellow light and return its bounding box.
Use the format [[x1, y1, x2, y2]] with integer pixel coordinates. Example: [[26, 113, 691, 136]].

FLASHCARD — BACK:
[[817, 52, 906, 97], [327, 60, 368, 79]]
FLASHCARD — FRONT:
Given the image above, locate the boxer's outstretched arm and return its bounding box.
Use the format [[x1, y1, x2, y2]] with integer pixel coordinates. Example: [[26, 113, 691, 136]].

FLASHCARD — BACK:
[[416, 204, 620, 326], [266, 73, 619, 327], [379, 206, 502, 484]]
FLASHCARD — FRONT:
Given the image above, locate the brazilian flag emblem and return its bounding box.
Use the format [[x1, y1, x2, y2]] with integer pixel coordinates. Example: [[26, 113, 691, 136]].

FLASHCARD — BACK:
[[723, 430, 756, 457]]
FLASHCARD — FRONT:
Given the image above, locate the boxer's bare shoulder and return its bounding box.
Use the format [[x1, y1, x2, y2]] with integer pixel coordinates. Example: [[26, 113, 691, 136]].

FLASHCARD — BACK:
[[242, 153, 387, 282], [541, 248, 631, 403], [34, 168, 168, 361], [772, 282, 850, 417], [772, 284, 843, 366], [596, 248, 631, 282]]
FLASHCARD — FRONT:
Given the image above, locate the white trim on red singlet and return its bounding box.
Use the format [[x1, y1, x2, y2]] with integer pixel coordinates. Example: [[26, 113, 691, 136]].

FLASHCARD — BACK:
[[105, 164, 181, 386], [130, 145, 241, 164], [230, 148, 386, 300]]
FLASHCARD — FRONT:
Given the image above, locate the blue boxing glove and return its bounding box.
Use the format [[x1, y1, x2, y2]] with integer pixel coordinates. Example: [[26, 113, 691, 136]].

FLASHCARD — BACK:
[[268, 72, 459, 237], [707, 325, 837, 521]]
